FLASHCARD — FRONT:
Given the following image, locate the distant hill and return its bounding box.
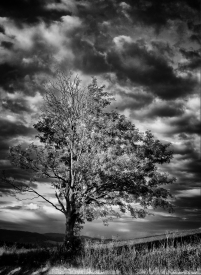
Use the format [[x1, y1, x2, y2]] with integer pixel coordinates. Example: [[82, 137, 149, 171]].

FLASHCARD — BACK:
[[44, 233, 104, 243], [0, 229, 105, 246], [1, 228, 200, 248], [0, 229, 50, 245], [43, 232, 64, 242]]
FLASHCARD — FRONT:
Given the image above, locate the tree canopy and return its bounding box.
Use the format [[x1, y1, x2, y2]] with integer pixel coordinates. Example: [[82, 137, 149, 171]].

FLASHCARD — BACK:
[[4, 71, 176, 242]]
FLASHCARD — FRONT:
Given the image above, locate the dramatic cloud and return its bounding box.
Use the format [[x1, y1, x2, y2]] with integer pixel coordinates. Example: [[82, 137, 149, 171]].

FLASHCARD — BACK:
[[0, 0, 72, 25], [0, 119, 35, 138], [0, 0, 200, 238], [180, 48, 201, 71], [106, 38, 197, 100]]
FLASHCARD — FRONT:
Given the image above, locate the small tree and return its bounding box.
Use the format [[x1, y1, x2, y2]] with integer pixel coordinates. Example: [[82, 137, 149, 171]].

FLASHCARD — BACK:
[[3, 72, 176, 249]]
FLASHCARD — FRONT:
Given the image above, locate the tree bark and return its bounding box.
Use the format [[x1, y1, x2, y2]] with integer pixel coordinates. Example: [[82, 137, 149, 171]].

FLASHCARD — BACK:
[[63, 211, 77, 248]]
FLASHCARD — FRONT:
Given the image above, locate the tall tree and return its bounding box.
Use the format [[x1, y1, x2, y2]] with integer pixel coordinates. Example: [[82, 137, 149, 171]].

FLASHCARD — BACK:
[[3, 72, 176, 247]]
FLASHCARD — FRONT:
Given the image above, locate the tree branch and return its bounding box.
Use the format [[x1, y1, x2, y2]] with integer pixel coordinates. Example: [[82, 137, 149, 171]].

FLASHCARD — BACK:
[[2, 175, 65, 214], [55, 192, 66, 214]]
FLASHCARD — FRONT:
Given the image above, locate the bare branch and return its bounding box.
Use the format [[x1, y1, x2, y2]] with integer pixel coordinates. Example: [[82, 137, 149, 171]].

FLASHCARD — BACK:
[[55, 192, 66, 213], [15, 195, 40, 201], [2, 176, 65, 214]]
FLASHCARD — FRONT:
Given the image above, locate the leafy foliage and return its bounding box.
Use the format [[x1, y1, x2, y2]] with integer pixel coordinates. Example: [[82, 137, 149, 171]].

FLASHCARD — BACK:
[[5, 71, 176, 239]]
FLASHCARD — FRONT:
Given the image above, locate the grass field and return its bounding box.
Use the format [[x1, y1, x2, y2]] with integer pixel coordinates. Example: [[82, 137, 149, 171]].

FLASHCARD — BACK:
[[0, 229, 201, 275]]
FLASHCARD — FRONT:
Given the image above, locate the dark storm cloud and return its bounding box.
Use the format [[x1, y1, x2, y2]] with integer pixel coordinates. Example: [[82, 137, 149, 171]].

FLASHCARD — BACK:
[[0, 60, 51, 94], [179, 162, 201, 188], [0, 141, 11, 160], [107, 39, 197, 100], [0, 201, 10, 206], [0, 119, 48, 195], [73, 39, 110, 74], [0, 118, 36, 161], [184, 159, 201, 176], [77, 0, 199, 28], [188, 19, 201, 45], [0, 0, 200, 236], [76, 0, 120, 27], [0, 119, 35, 139], [0, 168, 39, 195], [0, 20, 71, 94], [170, 131, 200, 168], [190, 33, 201, 45], [1, 41, 14, 50], [2, 97, 32, 114], [0, 63, 20, 91], [175, 196, 201, 214], [180, 49, 201, 60], [126, 0, 199, 30], [0, 63, 34, 93], [165, 157, 201, 191], [146, 102, 184, 119], [168, 114, 201, 135], [151, 41, 174, 60], [2, 205, 23, 210], [0, 0, 72, 26], [73, 0, 199, 101], [148, 105, 183, 118], [77, 0, 199, 37], [114, 89, 154, 111], [0, 25, 5, 34], [179, 48, 201, 71], [171, 140, 197, 156]]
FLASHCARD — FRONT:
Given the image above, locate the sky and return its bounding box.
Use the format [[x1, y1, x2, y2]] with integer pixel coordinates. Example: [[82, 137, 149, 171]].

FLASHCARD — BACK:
[[0, 0, 201, 240]]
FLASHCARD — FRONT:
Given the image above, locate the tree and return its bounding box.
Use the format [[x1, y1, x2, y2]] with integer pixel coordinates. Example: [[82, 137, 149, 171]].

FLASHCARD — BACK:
[[2, 71, 176, 248]]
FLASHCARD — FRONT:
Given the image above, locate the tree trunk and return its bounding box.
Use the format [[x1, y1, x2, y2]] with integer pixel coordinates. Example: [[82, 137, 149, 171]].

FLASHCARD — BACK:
[[63, 213, 76, 248], [61, 212, 83, 258]]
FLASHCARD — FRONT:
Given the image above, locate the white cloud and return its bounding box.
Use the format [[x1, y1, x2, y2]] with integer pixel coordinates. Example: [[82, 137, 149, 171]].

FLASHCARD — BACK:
[[176, 188, 201, 198], [26, 92, 43, 111], [153, 211, 177, 217], [49, 198, 59, 204], [42, 205, 63, 215], [45, 0, 76, 12], [113, 35, 133, 50], [26, 203, 39, 210], [0, 209, 41, 223], [61, 15, 81, 28], [1, 15, 81, 66], [185, 95, 200, 120], [4, 22, 35, 51], [4, 114, 17, 123], [134, 218, 149, 222], [117, 228, 130, 232], [120, 2, 131, 10]]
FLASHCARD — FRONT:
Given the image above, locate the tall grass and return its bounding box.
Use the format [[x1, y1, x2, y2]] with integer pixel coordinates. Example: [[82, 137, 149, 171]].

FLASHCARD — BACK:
[[79, 233, 201, 274], [0, 233, 200, 274]]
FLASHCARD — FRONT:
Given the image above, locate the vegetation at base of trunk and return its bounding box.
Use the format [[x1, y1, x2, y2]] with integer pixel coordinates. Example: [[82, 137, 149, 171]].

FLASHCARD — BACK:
[[2, 71, 176, 249], [60, 235, 84, 259]]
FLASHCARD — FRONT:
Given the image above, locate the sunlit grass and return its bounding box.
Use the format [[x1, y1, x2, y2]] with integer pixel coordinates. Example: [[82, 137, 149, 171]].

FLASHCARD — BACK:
[[78, 232, 201, 274], [47, 265, 117, 274], [0, 231, 201, 274]]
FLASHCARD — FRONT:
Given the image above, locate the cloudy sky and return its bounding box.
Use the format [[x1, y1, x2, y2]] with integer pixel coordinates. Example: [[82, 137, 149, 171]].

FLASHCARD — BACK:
[[0, 0, 200, 239]]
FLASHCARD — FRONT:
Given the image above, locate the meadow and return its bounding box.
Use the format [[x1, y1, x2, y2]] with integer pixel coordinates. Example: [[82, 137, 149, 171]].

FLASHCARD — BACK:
[[0, 230, 201, 275]]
